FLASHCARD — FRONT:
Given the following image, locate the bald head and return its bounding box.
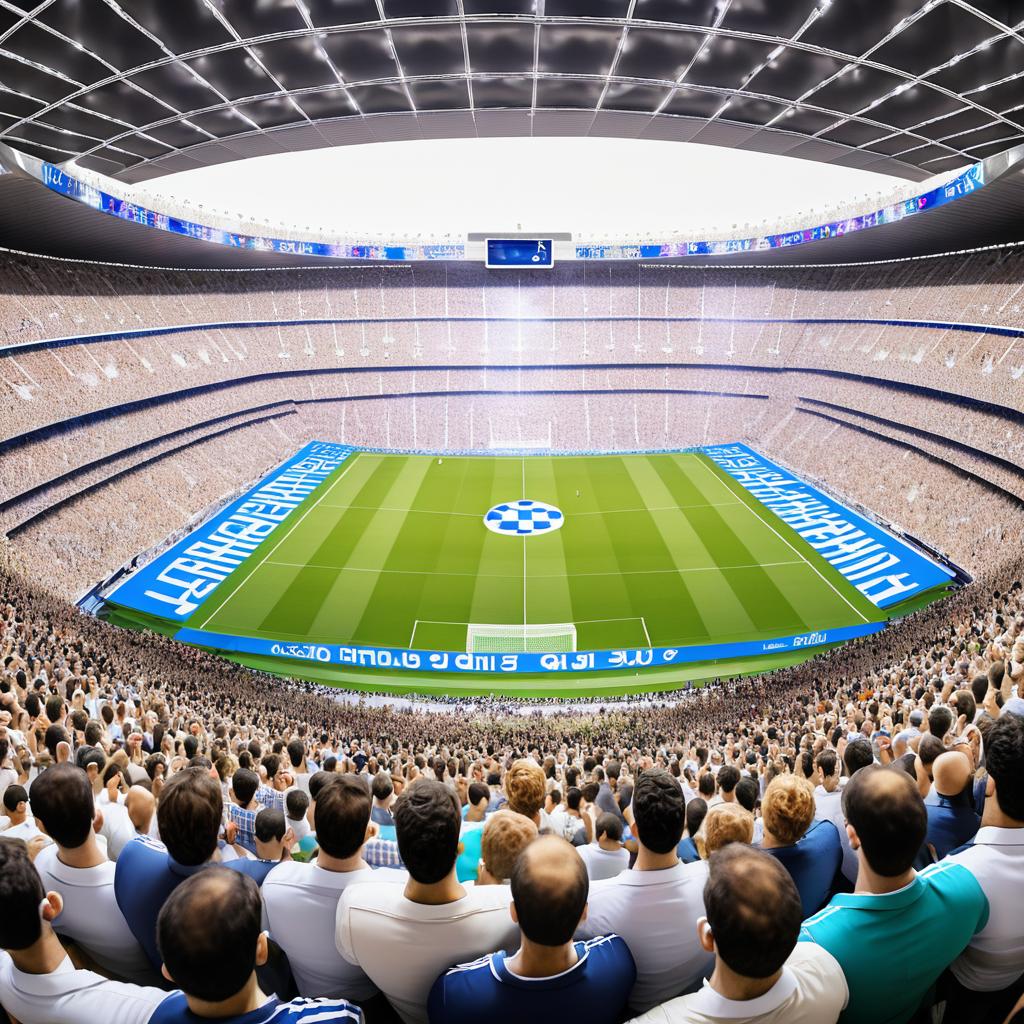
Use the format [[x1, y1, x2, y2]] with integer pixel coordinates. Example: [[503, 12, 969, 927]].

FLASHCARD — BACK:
[[843, 765, 926, 877], [932, 751, 972, 799], [510, 836, 587, 947], [126, 786, 155, 832]]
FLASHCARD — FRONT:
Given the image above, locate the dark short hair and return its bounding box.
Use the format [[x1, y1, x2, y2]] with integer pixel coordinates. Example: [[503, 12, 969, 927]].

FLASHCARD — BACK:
[[815, 751, 838, 778], [28, 764, 94, 849], [686, 797, 708, 838], [255, 808, 286, 844], [393, 780, 461, 884], [468, 782, 489, 806], [843, 739, 874, 776], [917, 734, 945, 769], [842, 765, 926, 877], [157, 768, 223, 866], [286, 739, 305, 769], [717, 765, 740, 794], [511, 837, 588, 946], [231, 769, 258, 806], [3, 785, 27, 813], [704, 845, 802, 978], [308, 771, 336, 802], [315, 775, 371, 860], [595, 812, 623, 843], [0, 839, 45, 950], [371, 773, 393, 802], [157, 868, 260, 1001], [632, 769, 685, 854], [286, 789, 309, 820], [734, 777, 758, 814], [566, 787, 583, 811], [929, 706, 954, 741], [984, 714, 1024, 823]]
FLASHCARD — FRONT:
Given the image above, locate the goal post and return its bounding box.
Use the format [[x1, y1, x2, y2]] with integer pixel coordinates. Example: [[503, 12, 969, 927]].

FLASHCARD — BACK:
[[466, 622, 577, 654]]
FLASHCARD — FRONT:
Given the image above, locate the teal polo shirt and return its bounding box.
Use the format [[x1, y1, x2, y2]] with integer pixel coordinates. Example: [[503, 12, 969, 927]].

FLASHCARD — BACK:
[[799, 861, 989, 1024]]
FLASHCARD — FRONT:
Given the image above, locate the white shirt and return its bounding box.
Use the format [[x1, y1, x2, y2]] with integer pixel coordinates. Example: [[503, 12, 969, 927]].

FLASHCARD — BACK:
[[336, 881, 517, 1024], [947, 825, 1024, 991], [0, 953, 167, 1024], [0, 766, 18, 801], [2, 818, 46, 843], [578, 843, 630, 881], [263, 860, 407, 1000], [626, 943, 848, 1024], [579, 860, 712, 1013], [33, 844, 155, 982]]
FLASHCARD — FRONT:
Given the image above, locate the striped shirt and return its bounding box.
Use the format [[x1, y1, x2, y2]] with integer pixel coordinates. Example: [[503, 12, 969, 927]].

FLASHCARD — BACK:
[[149, 993, 362, 1023]]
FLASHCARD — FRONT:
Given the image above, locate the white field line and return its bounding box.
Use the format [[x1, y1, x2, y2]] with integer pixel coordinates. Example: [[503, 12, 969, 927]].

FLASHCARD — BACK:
[[640, 616, 653, 648], [692, 457, 870, 624], [409, 620, 420, 647], [319, 500, 741, 517], [197, 454, 362, 629]]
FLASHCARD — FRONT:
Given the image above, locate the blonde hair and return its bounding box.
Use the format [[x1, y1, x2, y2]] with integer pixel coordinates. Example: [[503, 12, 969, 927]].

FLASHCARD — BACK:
[[505, 759, 546, 820], [698, 803, 755, 858], [762, 774, 815, 846], [481, 810, 539, 881]]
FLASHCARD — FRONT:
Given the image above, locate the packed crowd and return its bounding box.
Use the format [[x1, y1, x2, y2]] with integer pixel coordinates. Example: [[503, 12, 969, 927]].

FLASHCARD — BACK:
[[2, 508, 1024, 1022]]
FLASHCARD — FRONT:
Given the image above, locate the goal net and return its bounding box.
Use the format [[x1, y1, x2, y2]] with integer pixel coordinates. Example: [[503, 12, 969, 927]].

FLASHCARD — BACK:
[[466, 622, 577, 654]]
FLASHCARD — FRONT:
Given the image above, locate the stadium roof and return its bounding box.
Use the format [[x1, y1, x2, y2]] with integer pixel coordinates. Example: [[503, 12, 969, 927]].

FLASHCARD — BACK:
[[3, 0, 1024, 185]]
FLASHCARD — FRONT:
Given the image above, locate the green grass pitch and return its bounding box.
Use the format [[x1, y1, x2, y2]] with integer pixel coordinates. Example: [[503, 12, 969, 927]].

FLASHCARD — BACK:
[[188, 450, 883, 675]]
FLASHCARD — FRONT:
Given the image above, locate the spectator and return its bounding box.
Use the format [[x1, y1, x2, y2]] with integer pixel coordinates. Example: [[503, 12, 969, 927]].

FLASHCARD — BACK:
[[226, 808, 289, 885], [596, 760, 626, 821], [760, 775, 841, 917], [455, 781, 489, 882], [944, 714, 1024, 1023], [0, 838, 167, 1024], [428, 835, 635, 1024], [678, 798, 707, 863], [698, 803, 754, 858], [31, 763, 154, 982], [336, 780, 517, 1024], [800, 765, 989, 1024], [477, 810, 538, 885], [580, 769, 713, 1013], [226, 768, 261, 856], [153, 867, 363, 1023], [263, 774, 406, 1001], [626, 846, 847, 1023], [504, 759, 546, 827], [578, 812, 630, 880], [716, 765, 741, 804], [918, 751, 979, 865], [370, 773, 395, 828], [1, 783, 41, 841]]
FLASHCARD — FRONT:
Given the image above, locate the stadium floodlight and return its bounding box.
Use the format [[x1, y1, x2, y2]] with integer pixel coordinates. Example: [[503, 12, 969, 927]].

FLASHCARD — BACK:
[[466, 622, 577, 654]]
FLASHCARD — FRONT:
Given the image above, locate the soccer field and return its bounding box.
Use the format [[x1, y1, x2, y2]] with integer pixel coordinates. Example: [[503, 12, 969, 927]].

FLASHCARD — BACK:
[[189, 450, 881, 658]]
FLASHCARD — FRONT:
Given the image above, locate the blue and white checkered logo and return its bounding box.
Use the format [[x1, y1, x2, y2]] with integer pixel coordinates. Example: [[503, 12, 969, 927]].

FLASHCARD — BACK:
[[484, 499, 564, 537]]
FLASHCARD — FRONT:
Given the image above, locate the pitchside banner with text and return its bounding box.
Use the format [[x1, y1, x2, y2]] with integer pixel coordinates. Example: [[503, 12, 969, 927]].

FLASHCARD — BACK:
[[702, 443, 954, 608], [107, 441, 353, 619], [172, 621, 884, 675]]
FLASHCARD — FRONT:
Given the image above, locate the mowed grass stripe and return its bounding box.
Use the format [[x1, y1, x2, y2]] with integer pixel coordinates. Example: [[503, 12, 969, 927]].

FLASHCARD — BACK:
[[522, 457, 575, 628], [623, 455, 757, 644], [655, 455, 807, 634]]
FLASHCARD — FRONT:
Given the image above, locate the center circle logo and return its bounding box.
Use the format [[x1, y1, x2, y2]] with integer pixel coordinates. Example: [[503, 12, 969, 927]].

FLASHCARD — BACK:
[[484, 499, 564, 537]]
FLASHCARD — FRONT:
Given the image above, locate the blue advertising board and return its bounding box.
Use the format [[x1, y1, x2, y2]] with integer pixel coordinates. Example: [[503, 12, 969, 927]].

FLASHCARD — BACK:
[[172, 621, 884, 675], [106, 441, 353, 619], [702, 444, 954, 608]]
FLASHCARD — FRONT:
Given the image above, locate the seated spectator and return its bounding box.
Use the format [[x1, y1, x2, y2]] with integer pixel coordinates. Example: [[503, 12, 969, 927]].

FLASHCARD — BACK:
[[626, 845, 848, 1024], [477, 810, 538, 885], [580, 769, 713, 1014], [800, 765, 989, 1024], [579, 812, 629, 880], [153, 867, 362, 1023], [31, 763, 154, 982], [945, 714, 1024, 1023], [678, 798, 707, 863], [0, 838, 168, 1024], [114, 766, 224, 970], [429, 836, 635, 1024], [760, 775, 841, 917], [697, 803, 754, 859], [226, 808, 289, 885], [917, 751, 979, 865], [336, 779, 518, 1024], [263, 774, 406, 1001]]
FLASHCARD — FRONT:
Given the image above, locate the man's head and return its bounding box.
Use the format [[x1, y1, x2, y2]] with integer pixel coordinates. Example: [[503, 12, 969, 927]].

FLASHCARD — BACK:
[[286, 739, 305, 769], [762, 775, 815, 846], [28, 763, 94, 850], [315, 775, 372, 860], [843, 738, 874, 777], [157, 767, 224, 866], [843, 765, 926, 877], [157, 868, 266, 1004], [505, 760, 546, 823], [928, 705, 954, 742], [467, 782, 489, 811], [393, 779, 461, 884], [685, 797, 708, 839], [932, 751, 972, 799], [982, 713, 1024, 823], [3, 784, 28, 820], [371, 773, 393, 805], [254, 808, 287, 861], [631, 768, 685, 854], [717, 765, 740, 796], [700, 803, 754, 857], [481, 810, 539, 883], [734, 778, 758, 814], [595, 812, 623, 845], [230, 768, 259, 807], [510, 836, 588, 946], [0, 839, 62, 952], [700, 845, 802, 979]]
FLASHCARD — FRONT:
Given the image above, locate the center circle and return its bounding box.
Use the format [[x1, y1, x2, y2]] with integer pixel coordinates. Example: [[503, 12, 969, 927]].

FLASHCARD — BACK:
[[484, 499, 565, 537]]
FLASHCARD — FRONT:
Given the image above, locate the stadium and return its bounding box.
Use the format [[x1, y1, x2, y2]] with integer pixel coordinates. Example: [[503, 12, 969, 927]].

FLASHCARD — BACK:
[[0, 2, 1023, 1023]]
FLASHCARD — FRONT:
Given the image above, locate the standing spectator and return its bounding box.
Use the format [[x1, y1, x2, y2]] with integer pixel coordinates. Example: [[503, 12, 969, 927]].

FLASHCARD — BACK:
[[678, 798, 707, 864], [800, 765, 989, 1024], [263, 775, 406, 1001], [336, 780, 517, 1024], [580, 769, 713, 1014], [428, 836, 635, 1024], [918, 751, 979, 865], [626, 846, 848, 1024], [504, 759, 546, 828], [578, 812, 630, 880]]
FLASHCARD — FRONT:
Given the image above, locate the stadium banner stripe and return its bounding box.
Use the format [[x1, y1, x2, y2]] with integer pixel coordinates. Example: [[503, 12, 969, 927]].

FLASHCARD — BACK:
[[700, 443, 955, 609], [105, 441, 354, 619], [171, 621, 885, 675]]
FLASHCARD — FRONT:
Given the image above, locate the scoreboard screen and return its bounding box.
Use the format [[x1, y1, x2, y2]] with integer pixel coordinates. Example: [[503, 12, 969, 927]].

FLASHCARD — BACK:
[[485, 238, 554, 268]]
